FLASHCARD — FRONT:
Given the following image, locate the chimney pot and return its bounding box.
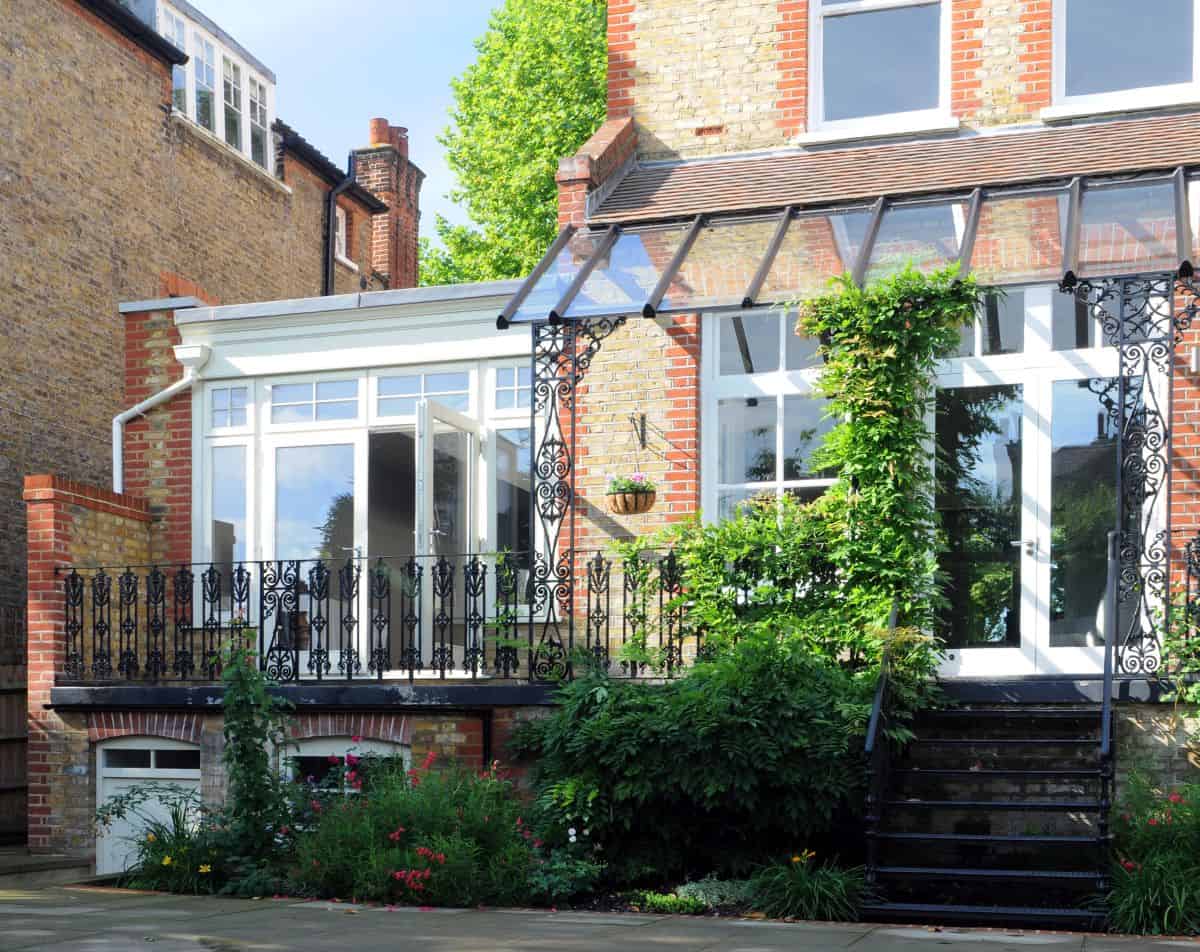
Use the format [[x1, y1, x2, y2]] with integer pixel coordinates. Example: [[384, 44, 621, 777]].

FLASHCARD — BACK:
[[391, 126, 409, 159], [369, 117, 390, 147]]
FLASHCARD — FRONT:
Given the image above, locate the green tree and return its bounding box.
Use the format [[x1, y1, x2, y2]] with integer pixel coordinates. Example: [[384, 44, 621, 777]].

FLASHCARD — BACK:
[[422, 0, 608, 285]]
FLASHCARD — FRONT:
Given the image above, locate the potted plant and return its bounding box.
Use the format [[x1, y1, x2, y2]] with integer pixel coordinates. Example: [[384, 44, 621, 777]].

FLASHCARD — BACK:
[[607, 472, 657, 515]]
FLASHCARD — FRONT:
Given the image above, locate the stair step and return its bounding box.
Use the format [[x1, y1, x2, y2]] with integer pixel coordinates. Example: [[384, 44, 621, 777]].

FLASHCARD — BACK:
[[875, 831, 1107, 845], [911, 737, 1097, 746], [923, 707, 1100, 719], [885, 798, 1101, 811], [861, 901, 1102, 928], [894, 768, 1101, 778], [876, 866, 1100, 881]]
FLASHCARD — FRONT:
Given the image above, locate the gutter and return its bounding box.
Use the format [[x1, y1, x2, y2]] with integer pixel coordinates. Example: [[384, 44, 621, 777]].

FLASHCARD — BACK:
[[323, 152, 357, 296], [112, 344, 210, 494]]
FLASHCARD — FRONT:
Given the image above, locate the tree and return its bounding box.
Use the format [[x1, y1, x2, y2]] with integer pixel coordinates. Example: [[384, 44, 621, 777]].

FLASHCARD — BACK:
[[421, 0, 608, 285]]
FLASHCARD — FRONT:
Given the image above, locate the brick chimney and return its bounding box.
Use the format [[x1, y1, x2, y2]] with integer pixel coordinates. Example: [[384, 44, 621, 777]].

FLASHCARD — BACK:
[[355, 118, 425, 289]]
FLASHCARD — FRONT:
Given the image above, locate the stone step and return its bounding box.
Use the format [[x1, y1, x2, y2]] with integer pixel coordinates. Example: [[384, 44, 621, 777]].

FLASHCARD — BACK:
[[0, 850, 92, 888]]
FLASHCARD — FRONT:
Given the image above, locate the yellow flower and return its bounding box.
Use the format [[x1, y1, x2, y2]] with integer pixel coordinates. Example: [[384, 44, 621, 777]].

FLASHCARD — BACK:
[[198, 864, 211, 874], [161, 856, 173, 866], [145, 833, 156, 843], [791, 855, 802, 864]]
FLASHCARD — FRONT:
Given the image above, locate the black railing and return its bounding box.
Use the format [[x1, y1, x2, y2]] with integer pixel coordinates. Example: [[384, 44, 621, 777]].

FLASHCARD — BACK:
[[863, 600, 898, 892], [57, 550, 702, 684]]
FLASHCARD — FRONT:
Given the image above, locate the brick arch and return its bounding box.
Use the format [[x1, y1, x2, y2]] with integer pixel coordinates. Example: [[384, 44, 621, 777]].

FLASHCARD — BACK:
[[288, 713, 410, 746], [87, 711, 202, 744]]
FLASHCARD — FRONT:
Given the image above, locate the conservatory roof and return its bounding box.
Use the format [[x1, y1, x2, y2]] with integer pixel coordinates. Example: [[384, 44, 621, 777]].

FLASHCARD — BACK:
[[498, 167, 1197, 327]]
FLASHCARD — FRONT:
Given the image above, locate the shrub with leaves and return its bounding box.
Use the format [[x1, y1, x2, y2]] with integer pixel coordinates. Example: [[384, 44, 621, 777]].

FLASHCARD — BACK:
[[747, 851, 865, 922], [674, 875, 754, 911], [1109, 770, 1200, 934], [628, 890, 707, 915]]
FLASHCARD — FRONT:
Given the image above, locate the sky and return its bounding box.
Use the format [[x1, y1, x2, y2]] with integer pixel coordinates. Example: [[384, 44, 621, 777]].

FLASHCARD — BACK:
[[195, 0, 502, 240]]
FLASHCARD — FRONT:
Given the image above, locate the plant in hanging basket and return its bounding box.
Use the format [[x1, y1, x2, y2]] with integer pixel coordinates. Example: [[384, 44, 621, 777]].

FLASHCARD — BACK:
[[606, 473, 657, 515]]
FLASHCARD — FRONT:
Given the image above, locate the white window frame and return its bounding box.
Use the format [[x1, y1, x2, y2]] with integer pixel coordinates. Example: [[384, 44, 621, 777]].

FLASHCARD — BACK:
[[700, 311, 834, 522], [1047, 0, 1200, 120], [222, 56, 243, 152], [248, 75, 269, 168], [334, 205, 348, 261], [158, 6, 188, 116], [807, 0, 952, 140], [491, 362, 532, 411], [209, 384, 251, 432], [267, 375, 363, 430], [193, 30, 216, 133]]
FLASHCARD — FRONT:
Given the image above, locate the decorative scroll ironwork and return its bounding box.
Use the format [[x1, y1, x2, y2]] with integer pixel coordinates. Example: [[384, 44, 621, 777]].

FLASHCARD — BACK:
[[528, 317, 626, 680], [1061, 271, 1199, 675]]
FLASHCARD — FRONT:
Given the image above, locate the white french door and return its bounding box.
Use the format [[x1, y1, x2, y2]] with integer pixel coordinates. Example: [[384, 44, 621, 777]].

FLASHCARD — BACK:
[[936, 285, 1121, 677], [416, 399, 483, 556]]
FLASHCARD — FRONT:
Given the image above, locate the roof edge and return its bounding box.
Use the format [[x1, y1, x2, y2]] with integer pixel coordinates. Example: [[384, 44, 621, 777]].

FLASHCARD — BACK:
[[76, 0, 188, 67], [274, 119, 388, 213]]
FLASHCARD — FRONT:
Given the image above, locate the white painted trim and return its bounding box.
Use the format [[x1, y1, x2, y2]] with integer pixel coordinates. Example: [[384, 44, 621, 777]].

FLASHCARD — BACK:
[[1048, 0, 1200, 118], [334, 253, 359, 274], [807, 0, 950, 137]]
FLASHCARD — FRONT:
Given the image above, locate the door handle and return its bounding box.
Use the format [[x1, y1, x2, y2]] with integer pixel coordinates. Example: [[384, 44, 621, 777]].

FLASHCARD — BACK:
[[1010, 539, 1036, 556]]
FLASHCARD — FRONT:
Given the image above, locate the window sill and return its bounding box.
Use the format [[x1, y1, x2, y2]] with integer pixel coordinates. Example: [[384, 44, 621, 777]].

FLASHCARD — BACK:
[[169, 111, 290, 195], [334, 254, 359, 273], [1041, 88, 1200, 124], [796, 114, 960, 148]]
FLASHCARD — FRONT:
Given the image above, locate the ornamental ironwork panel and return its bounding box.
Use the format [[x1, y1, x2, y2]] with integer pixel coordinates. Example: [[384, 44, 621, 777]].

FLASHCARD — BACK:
[[1063, 271, 1200, 675]]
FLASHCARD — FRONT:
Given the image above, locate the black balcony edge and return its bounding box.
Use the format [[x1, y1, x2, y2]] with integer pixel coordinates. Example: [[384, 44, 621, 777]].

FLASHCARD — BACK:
[[938, 676, 1166, 704], [48, 681, 559, 711]]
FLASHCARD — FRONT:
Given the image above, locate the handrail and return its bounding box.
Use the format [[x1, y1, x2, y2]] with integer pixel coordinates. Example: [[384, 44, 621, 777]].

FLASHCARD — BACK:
[[864, 599, 900, 756], [864, 599, 900, 889], [1101, 530, 1118, 760]]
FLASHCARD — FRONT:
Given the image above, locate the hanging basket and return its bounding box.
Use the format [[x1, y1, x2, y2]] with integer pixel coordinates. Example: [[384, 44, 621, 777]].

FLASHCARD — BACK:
[[607, 489, 657, 515]]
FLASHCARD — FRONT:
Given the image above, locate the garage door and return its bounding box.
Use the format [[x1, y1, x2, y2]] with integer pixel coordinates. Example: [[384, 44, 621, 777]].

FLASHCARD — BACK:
[[96, 738, 201, 875]]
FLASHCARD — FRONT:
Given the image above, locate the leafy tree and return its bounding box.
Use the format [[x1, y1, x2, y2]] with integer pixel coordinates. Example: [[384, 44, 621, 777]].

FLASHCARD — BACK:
[[422, 0, 608, 285]]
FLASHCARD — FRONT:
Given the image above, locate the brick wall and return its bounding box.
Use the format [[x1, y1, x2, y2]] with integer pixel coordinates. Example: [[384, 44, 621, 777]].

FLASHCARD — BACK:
[[616, 0, 1058, 161], [24, 476, 151, 853], [0, 0, 383, 611], [357, 119, 425, 290]]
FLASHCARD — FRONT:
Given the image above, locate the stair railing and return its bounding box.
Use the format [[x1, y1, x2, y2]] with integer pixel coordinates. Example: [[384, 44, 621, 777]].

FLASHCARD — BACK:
[[864, 599, 900, 889], [1098, 529, 1119, 894]]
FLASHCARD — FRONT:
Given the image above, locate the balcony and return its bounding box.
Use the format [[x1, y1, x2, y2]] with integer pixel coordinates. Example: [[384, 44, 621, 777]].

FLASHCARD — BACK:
[[55, 551, 696, 687]]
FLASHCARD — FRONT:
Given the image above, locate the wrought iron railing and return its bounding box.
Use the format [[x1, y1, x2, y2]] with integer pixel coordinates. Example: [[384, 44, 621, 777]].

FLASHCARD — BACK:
[[56, 550, 701, 684], [863, 600, 898, 892]]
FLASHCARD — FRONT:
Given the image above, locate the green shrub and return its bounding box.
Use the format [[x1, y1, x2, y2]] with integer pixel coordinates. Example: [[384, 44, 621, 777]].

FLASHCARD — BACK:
[[747, 851, 865, 922], [526, 846, 604, 905], [675, 875, 753, 910], [514, 633, 882, 882], [95, 784, 217, 894], [629, 890, 707, 915], [1109, 770, 1200, 934], [289, 755, 539, 906]]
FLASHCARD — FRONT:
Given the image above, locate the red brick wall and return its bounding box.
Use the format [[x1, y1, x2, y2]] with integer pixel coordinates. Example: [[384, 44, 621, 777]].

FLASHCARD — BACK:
[[776, 0, 808, 138], [607, 0, 637, 120], [356, 119, 424, 290]]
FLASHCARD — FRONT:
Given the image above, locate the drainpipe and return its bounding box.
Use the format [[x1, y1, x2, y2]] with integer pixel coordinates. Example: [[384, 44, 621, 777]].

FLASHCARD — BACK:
[[323, 153, 356, 295], [112, 344, 211, 494]]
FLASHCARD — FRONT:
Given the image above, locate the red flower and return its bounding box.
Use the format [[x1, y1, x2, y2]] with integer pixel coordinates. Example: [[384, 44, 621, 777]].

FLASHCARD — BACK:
[[346, 770, 358, 783], [279, 825, 290, 836], [515, 817, 523, 827], [1149, 817, 1159, 826], [1169, 791, 1185, 804], [422, 751, 437, 770], [388, 827, 405, 842], [327, 755, 341, 765], [346, 754, 360, 767], [435, 852, 445, 865], [311, 800, 322, 812], [351, 735, 362, 744], [533, 839, 543, 848]]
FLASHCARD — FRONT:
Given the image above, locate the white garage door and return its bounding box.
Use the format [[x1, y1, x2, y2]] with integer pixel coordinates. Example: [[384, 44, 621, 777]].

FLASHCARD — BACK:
[[96, 738, 201, 875]]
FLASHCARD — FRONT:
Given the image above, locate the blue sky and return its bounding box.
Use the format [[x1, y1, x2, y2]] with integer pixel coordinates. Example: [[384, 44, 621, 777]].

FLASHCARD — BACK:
[[196, 0, 502, 239]]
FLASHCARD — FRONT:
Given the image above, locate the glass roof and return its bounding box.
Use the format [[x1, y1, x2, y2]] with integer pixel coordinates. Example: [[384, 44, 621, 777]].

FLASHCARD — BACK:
[[499, 171, 1194, 326]]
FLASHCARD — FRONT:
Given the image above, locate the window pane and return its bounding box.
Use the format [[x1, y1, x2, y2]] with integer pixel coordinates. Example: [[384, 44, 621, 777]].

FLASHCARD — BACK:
[[425, 372, 469, 393], [718, 399, 777, 483], [1065, 0, 1192, 97], [865, 202, 965, 282], [105, 749, 151, 768], [230, 387, 248, 409], [434, 393, 470, 412], [717, 489, 758, 521], [823, 4, 940, 121], [316, 401, 357, 421], [980, 291, 1024, 355], [275, 444, 354, 560], [786, 317, 822, 370], [567, 225, 690, 318], [497, 368, 514, 388], [517, 367, 531, 386], [659, 218, 780, 312], [273, 383, 312, 404], [1077, 182, 1179, 277], [720, 314, 780, 375], [317, 380, 357, 401], [970, 192, 1068, 285], [272, 403, 313, 424], [212, 445, 247, 564], [782, 397, 835, 480], [213, 388, 229, 411], [496, 428, 532, 571], [785, 484, 830, 505], [1050, 378, 1118, 648], [1052, 290, 1096, 350], [517, 389, 531, 409], [378, 397, 418, 417], [495, 390, 515, 410], [251, 126, 267, 167], [760, 210, 873, 302], [155, 749, 200, 770], [936, 384, 1023, 649], [379, 375, 420, 397], [514, 230, 611, 322]]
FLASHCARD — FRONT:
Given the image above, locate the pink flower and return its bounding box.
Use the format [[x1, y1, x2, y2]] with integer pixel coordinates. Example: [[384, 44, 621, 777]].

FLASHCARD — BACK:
[[327, 755, 341, 765], [351, 735, 362, 744], [346, 770, 358, 783], [631, 473, 645, 483], [422, 751, 437, 770], [278, 825, 290, 836], [388, 827, 406, 842], [346, 754, 360, 767], [1169, 791, 1184, 804]]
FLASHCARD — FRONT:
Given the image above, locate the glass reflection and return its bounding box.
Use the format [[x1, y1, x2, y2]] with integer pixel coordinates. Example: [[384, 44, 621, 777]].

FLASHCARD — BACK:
[[936, 385, 1023, 649], [969, 192, 1067, 285], [980, 291, 1024, 355], [782, 396, 834, 480], [1077, 182, 1179, 277], [211, 446, 246, 596], [866, 202, 965, 282], [720, 313, 780, 375], [759, 209, 872, 303], [495, 427, 532, 577], [1050, 379, 1117, 648], [661, 218, 778, 312], [275, 444, 354, 560], [718, 399, 777, 483], [568, 225, 688, 318], [513, 230, 610, 322], [1065, 0, 1192, 97]]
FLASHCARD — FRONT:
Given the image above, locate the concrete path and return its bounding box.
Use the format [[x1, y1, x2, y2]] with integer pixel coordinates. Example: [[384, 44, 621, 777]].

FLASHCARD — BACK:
[[2, 885, 1198, 950]]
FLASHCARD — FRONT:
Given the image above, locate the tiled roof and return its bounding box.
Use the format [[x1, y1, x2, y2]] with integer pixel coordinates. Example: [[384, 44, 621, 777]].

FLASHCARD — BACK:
[[590, 112, 1200, 225]]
